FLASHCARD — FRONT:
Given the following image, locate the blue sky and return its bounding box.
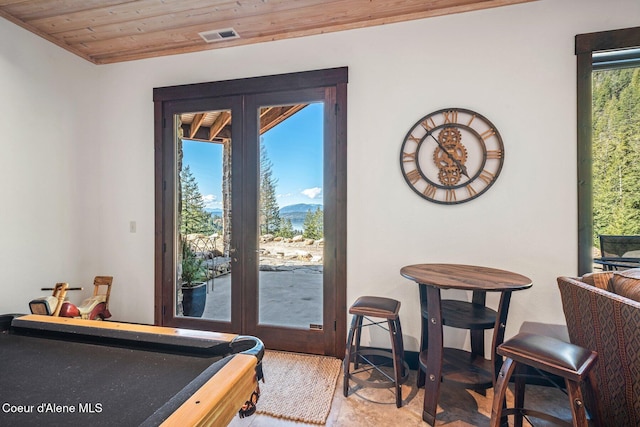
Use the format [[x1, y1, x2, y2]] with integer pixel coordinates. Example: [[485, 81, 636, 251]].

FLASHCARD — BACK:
[[182, 102, 324, 211]]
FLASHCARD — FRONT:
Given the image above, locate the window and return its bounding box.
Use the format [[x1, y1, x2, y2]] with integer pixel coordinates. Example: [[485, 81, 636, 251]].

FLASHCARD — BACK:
[[576, 27, 640, 274]]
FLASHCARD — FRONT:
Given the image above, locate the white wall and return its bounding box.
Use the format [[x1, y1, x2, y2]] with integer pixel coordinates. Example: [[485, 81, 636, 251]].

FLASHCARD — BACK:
[[1, 0, 638, 351], [0, 20, 95, 312]]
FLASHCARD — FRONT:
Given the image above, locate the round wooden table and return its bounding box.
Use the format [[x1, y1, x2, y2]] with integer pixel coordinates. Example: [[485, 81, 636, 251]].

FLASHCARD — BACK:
[[400, 264, 532, 426]]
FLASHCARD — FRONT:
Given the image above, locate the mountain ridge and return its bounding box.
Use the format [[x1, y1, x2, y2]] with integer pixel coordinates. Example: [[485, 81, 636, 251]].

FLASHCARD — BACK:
[[205, 203, 322, 216], [279, 203, 323, 214]]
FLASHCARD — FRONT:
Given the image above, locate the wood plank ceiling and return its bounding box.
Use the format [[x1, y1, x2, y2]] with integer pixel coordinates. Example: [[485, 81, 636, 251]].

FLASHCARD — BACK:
[[181, 104, 306, 142], [0, 0, 535, 65]]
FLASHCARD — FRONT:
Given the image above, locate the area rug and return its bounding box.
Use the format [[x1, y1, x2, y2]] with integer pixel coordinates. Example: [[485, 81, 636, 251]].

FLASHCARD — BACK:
[[256, 350, 342, 424]]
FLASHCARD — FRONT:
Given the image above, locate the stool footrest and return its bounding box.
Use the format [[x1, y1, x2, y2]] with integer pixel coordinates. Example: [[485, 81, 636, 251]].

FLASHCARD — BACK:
[[501, 408, 573, 427], [348, 349, 409, 389]]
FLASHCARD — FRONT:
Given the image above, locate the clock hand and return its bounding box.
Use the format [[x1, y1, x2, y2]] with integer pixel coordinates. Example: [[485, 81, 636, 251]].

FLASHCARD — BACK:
[[427, 131, 469, 178]]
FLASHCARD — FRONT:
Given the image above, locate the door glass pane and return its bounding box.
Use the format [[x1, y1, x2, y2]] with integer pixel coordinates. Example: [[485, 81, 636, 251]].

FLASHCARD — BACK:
[[175, 110, 232, 321], [258, 102, 324, 329]]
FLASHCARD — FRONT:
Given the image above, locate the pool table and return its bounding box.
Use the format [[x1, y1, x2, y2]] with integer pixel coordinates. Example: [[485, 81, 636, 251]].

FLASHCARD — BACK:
[[0, 314, 264, 426]]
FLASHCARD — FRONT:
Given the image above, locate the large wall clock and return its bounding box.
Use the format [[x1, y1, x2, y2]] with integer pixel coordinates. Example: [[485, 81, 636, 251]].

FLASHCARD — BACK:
[[399, 107, 504, 205]]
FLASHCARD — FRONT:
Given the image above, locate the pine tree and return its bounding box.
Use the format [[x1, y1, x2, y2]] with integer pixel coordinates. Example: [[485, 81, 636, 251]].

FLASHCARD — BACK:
[[592, 67, 640, 246], [180, 165, 211, 234], [260, 143, 281, 235], [278, 218, 295, 239], [302, 207, 323, 240]]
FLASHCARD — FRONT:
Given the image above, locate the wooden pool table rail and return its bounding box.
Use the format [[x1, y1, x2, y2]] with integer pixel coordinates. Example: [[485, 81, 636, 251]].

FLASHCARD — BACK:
[[14, 314, 238, 342], [161, 353, 258, 426]]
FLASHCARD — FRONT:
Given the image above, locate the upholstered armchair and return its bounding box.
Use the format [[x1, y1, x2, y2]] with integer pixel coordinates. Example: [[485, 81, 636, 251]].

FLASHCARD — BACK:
[[557, 269, 640, 426]]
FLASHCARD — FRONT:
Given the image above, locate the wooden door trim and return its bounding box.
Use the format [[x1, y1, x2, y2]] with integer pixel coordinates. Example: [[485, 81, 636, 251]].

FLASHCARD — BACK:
[[333, 81, 348, 357], [153, 67, 348, 101]]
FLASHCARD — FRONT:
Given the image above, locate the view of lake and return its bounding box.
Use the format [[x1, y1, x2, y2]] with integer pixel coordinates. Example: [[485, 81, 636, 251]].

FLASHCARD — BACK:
[[206, 203, 322, 233]]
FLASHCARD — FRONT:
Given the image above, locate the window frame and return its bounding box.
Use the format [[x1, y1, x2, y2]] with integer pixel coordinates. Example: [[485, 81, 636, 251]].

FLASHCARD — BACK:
[[576, 26, 640, 275]]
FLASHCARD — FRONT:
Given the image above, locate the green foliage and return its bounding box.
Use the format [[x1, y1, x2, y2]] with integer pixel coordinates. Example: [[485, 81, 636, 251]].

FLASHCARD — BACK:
[[592, 67, 640, 246], [181, 244, 206, 286], [277, 218, 295, 239], [260, 143, 281, 235], [180, 165, 213, 235], [204, 214, 223, 235], [302, 207, 323, 240]]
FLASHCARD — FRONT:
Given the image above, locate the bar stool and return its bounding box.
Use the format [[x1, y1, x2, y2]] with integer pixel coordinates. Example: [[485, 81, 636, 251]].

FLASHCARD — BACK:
[[343, 296, 409, 408], [490, 332, 600, 427]]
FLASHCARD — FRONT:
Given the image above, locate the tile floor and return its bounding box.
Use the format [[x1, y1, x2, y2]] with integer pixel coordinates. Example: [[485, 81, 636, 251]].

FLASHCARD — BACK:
[[229, 368, 574, 427]]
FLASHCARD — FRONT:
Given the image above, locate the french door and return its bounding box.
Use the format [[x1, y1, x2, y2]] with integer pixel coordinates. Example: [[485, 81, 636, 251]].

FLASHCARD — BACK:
[[154, 68, 347, 356]]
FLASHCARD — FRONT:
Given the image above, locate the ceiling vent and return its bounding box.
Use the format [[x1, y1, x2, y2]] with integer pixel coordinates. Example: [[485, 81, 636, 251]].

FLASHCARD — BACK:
[[199, 28, 240, 43]]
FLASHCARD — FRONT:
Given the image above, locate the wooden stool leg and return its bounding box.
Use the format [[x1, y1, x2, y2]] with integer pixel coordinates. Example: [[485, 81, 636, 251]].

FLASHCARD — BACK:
[[395, 318, 405, 378], [490, 357, 516, 427], [353, 315, 364, 369], [343, 315, 358, 397], [566, 379, 589, 427], [584, 370, 601, 427], [513, 363, 526, 427], [388, 318, 403, 408]]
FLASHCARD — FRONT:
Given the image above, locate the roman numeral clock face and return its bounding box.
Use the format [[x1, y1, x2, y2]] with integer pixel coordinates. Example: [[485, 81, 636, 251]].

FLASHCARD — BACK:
[[400, 108, 504, 204]]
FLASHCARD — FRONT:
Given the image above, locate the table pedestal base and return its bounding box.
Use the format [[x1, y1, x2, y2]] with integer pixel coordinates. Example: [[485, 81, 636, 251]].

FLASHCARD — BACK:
[[420, 347, 494, 388], [420, 347, 494, 424], [400, 264, 532, 426], [423, 409, 436, 426]]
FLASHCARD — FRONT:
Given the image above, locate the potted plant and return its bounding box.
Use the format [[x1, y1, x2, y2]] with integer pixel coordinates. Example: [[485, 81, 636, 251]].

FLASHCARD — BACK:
[[181, 244, 207, 317]]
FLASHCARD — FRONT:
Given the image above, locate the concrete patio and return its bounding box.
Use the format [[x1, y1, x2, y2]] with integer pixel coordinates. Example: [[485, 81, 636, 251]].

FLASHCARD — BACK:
[[200, 267, 323, 329]]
